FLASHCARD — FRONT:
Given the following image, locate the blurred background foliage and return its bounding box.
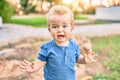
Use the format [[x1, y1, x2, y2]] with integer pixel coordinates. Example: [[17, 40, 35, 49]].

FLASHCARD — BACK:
[[1, 0, 120, 23], [0, 0, 15, 23]]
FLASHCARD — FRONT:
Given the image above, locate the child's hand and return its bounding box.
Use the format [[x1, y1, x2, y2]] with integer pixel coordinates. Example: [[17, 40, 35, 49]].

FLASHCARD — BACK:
[[20, 59, 46, 73], [83, 51, 97, 64], [20, 60, 35, 73]]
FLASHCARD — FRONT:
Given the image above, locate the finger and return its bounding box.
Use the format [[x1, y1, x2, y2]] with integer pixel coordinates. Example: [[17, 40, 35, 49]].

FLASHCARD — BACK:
[[25, 67, 34, 73], [23, 60, 31, 65], [20, 60, 30, 68], [90, 53, 97, 58], [83, 53, 87, 56], [21, 69, 27, 72], [84, 53, 92, 60], [19, 64, 26, 69], [20, 61, 28, 67], [21, 60, 31, 67], [84, 54, 91, 61], [20, 64, 33, 72], [93, 54, 98, 58], [91, 59, 98, 62], [87, 51, 93, 55], [19, 65, 28, 72], [90, 52, 95, 55]]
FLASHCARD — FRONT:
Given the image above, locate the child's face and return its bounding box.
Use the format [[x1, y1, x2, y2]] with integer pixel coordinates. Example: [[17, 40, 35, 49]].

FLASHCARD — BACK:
[[48, 15, 74, 45]]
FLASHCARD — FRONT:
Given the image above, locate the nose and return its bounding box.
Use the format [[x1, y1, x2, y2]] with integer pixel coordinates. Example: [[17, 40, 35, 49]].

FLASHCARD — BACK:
[[58, 26, 63, 32]]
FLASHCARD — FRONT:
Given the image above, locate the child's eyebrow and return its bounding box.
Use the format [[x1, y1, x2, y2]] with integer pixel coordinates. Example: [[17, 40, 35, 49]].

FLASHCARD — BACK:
[[62, 22, 69, 25], [52, 24, 57, 25], [50, 20, 58, 24]]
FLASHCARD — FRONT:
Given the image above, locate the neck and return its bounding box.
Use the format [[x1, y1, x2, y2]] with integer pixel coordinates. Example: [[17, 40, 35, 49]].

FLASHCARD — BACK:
[[55, 40, 69, 46]]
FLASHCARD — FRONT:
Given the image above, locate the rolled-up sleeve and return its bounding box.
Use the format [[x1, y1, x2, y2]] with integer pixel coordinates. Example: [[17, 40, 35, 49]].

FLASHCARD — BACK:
[[75, 45, 80, 60], [37, 45, 49, 61]]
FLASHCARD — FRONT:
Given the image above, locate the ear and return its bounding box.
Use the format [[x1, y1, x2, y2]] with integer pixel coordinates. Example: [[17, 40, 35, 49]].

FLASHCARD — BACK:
[[48, 27, 51, 32], [71, 26, 74, 31], [71, 20, 74, 31], [48, 23, 51, 32]]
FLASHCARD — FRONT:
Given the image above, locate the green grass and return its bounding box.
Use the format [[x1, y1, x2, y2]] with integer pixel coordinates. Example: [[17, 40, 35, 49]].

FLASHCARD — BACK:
[[9, 14, 114, 28], [94, 20, 112, 24], [9, 16, 47, 28], [90, 35, 120, 80], [8, 14, 89, 28]]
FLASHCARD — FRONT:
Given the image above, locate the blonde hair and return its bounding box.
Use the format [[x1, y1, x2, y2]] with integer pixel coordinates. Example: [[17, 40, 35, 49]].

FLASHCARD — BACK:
[[47, 5, 74, 24]]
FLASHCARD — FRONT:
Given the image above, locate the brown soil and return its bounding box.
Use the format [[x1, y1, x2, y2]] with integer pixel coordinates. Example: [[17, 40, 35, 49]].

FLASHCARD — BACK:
[[0, 37, 109, 80]]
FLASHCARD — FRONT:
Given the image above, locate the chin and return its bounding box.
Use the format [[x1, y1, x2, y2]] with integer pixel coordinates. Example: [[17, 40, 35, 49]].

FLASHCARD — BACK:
[[56, 39, 67, 42], [58, 40, 66, 42]]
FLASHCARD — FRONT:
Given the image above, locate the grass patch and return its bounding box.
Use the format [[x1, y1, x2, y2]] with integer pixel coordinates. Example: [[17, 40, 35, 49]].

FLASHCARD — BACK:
[[94, 20, 112, 24], [8, 14, 90, 28], [9, 14, 114, 27], [9, 16, 47, 28], [90, 35, 120, 80]]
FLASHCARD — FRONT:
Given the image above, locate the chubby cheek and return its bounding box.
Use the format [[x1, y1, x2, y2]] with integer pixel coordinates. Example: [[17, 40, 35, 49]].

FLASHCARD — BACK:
[[50, 31, 57, 39], [64, 32, 71, 39], [66, 29, 72, 35]]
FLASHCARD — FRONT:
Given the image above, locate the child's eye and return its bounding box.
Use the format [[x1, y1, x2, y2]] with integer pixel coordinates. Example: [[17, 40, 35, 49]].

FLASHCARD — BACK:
[[63, 25, 68, 28], [52, 25, 58, 29]]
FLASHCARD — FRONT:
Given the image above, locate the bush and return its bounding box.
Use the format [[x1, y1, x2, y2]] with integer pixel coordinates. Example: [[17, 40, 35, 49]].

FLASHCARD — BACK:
[[20, 0, 36, 14], [0, 0, 15, 23], [83, 7, 96, 14], [74, 13, 88, 20]]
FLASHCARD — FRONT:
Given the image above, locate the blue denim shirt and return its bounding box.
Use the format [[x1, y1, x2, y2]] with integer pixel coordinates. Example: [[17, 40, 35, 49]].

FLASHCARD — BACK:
[[37, 40, 80, 80]]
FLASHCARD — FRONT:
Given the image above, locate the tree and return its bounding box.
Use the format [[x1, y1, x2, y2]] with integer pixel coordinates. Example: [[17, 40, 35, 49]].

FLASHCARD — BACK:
[[0, 0, 14, 23], [20, 0, 29, 14]]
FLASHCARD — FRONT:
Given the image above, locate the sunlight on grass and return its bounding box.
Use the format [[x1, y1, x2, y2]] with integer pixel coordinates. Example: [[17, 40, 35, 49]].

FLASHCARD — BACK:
[[94, 20, 112, 24], [9, 14, 90, 28], [8, 14, 114, 28], [9, 16, 47, 28]]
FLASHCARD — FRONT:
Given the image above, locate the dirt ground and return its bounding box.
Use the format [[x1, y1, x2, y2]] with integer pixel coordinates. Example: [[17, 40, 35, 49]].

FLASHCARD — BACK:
[[0, 37, 109, 80]]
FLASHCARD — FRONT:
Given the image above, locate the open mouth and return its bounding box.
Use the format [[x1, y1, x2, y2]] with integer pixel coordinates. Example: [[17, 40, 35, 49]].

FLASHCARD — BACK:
[[57, 35, 65, 38]]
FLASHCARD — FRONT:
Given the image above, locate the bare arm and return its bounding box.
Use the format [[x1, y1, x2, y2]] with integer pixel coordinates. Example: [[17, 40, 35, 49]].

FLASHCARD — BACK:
[[20, 59, 46, 73], [76, 54, 86, 64]]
